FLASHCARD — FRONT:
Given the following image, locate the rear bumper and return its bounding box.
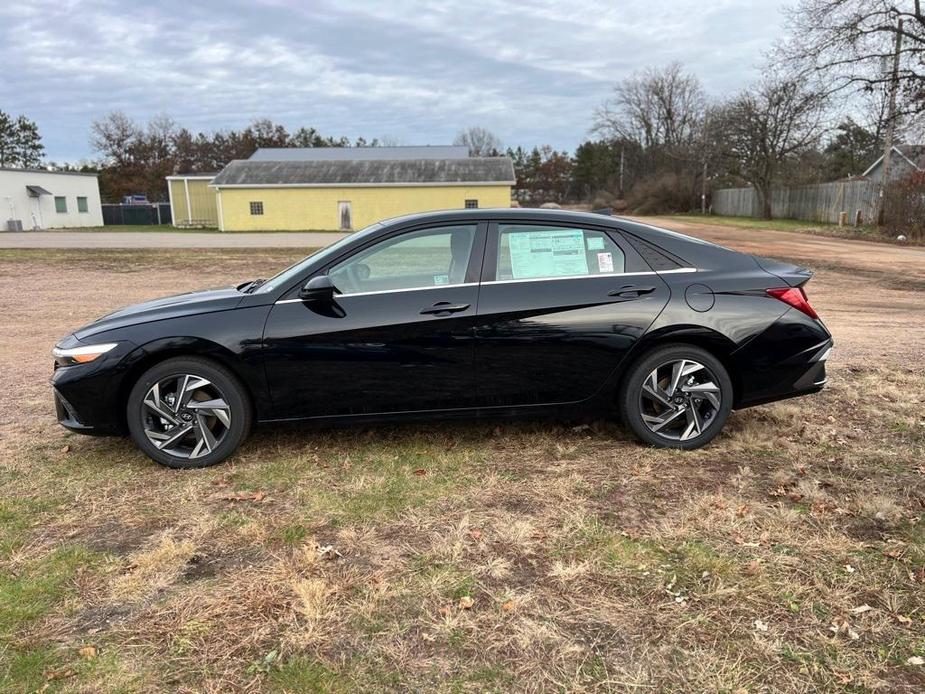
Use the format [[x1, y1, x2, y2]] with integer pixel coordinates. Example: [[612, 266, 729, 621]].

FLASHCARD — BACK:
[[732, 311, 833, 409], [737, 353, 829, 409]]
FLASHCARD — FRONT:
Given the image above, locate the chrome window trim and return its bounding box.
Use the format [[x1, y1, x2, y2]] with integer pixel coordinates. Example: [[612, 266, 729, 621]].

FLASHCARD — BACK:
[[273, 269, 698, 304]]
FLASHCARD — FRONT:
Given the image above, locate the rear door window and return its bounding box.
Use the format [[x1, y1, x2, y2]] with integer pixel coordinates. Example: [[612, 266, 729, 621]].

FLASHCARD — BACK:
[[495, 225, 625, 281]]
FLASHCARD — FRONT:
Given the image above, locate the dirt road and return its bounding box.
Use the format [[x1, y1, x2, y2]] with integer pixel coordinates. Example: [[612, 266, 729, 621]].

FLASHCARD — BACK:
[[0, 230, 347, 248]]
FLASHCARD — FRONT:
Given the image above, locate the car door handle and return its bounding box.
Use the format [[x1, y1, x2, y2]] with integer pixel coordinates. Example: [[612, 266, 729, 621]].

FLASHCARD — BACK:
[[420, 301, 470, 315], [608, 285, 657, 299]]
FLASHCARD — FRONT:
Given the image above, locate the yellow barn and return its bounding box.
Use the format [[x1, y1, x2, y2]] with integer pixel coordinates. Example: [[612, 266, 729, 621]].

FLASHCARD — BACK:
[[211, 157, 514, 231]]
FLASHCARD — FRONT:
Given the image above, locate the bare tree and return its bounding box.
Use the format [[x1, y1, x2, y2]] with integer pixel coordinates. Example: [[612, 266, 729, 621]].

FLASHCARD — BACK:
[[713, 78, 829, 219], [90, 111, 141, 167], [776, 1, 925, 112], [593, 62, 706, 149], [146, 113, 177, 162], [453, 126, 502, 157]]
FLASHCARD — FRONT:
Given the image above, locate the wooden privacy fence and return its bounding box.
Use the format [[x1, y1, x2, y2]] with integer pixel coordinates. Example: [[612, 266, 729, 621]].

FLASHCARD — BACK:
[[712, 180, 878, 224]]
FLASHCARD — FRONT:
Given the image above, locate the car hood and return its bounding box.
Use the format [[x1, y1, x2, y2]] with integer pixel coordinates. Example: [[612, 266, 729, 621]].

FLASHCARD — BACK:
[[74, 287, 244, 339]]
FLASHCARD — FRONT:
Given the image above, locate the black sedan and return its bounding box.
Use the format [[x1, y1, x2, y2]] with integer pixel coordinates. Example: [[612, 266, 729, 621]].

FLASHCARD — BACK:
[[51, 209, 832, 468]]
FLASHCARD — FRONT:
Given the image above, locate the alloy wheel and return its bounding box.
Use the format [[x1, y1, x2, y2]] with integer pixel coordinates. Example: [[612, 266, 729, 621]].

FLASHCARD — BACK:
[[638, 358, 722, 441], [141, 374, 232, 459]]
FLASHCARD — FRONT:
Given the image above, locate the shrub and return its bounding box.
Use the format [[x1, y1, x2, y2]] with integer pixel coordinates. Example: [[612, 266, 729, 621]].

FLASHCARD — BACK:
[[882, 172, 925, 242], [627, 172, 696, 215], [588, 190, 629, 213]]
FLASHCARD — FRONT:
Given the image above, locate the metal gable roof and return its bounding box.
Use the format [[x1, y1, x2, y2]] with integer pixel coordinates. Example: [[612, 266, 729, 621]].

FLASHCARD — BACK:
[[862, 144, 925, 176], [210, 158, 515, 187], [249, 145, 469, 161]]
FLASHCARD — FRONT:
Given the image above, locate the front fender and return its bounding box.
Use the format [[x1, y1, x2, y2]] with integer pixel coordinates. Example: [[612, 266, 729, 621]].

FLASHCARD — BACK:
[[117, 335, 271, 422]]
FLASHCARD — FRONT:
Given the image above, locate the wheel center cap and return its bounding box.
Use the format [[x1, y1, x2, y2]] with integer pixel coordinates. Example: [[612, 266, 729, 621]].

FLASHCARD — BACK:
[[180, 412, 193, 421], [673, 396, 685, 405]]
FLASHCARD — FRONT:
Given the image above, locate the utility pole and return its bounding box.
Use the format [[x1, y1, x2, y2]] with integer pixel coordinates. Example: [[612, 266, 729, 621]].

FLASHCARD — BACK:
[[876, 18, 903, 225], [701, 159, 708, 214], [618, 147, 625, 199]]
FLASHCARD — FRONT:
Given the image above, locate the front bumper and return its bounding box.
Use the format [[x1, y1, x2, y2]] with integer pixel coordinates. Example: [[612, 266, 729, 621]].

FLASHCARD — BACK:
[[53, 387, 98, 434], [50, 336, 135, 436]]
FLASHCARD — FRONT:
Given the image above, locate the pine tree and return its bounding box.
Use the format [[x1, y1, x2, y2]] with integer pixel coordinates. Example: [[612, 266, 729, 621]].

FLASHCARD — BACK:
[[0, 110, 15, 167], [12, 115, 45, 168]]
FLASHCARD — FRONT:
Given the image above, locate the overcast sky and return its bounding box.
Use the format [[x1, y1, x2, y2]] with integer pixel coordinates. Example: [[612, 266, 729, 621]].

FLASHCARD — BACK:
[[0, 0, 789, 163]]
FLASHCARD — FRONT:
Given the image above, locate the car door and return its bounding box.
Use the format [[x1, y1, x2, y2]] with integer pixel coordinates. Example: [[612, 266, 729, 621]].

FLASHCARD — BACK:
[[262, 222, 486, 419], [473, 221, 670, 407]]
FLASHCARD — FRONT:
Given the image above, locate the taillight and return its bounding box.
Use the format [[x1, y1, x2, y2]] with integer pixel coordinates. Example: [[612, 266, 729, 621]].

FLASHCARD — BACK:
[[766, 287, 819, 319]]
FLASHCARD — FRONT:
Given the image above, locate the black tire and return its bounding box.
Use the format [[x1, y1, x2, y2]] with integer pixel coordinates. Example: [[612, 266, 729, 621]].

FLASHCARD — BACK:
[[619, 344, 733, 450], [126, 356, 252, 468]]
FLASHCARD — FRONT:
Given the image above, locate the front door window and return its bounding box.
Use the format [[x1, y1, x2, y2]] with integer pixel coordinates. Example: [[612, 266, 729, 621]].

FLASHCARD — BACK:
[[328, 225, 476, 294]]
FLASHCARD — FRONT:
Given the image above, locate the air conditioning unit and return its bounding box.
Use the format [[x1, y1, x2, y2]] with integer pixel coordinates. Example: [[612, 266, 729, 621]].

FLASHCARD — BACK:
[[5, 219, 24, 232]]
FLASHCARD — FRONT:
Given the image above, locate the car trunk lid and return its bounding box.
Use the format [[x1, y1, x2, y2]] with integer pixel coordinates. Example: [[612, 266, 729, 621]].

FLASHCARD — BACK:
[[751, 255, 813, 287]]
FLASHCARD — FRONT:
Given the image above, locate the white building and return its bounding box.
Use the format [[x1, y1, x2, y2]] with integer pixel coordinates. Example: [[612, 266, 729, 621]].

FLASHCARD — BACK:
[[1, 168, 103, 230]]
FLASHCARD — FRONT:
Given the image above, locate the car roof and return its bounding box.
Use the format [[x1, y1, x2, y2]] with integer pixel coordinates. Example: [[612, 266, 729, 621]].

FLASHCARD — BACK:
[[378, 207, 623, 228]]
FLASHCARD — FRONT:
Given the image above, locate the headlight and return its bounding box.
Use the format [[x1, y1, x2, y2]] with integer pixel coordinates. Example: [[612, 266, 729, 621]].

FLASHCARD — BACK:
[[52, 342, 119, 366]]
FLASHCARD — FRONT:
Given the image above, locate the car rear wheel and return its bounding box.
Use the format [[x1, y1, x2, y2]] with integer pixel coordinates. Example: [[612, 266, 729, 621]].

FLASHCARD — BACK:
[[620, 344, 733, 449], [126, 357, 252, 468]]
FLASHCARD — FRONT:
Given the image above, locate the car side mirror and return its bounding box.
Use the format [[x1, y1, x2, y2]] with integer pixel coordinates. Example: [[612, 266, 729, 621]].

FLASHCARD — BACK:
[[299, 275, 337, 302]]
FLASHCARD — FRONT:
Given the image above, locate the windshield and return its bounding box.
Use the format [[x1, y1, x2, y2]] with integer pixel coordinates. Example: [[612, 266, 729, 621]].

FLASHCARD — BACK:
[[255, 222, 383, 294]]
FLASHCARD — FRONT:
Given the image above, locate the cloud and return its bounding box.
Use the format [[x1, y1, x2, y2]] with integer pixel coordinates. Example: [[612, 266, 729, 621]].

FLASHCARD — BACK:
[[0, 0, 787, 162]]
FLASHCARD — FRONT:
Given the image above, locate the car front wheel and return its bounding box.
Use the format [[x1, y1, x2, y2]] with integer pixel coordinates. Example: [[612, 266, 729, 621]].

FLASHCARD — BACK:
[[126, 357, 252, 468], [620, 344, 733, 449]]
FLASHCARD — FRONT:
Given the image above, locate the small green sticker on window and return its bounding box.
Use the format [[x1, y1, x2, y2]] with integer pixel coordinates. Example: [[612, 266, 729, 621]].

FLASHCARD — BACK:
[[587, 235, 605, 250]]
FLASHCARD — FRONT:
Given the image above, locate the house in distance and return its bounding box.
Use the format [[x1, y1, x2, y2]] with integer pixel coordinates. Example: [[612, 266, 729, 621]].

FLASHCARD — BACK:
[[167, 146, 515, 231]]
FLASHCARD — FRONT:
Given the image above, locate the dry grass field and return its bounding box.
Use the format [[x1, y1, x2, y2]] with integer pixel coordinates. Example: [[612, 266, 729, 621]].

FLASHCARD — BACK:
[[0, 222, 923, 692]]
